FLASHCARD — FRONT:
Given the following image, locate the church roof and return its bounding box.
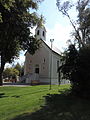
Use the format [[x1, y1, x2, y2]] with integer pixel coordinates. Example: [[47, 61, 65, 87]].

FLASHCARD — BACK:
[[52, 46, 61, 55], [42, 40, 61, 56], [36, 25, 46, 32], [25, 40, 61, 56]]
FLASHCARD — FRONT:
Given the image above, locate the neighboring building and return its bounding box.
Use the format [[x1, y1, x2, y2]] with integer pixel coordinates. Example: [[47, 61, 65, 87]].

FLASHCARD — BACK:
[[23, 24, 69, 85]]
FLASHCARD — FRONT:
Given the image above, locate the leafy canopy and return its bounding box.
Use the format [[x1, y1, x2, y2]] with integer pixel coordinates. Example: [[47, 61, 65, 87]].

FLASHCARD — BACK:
[[0, 0, 43, 64], [0, 0, 44, 85]]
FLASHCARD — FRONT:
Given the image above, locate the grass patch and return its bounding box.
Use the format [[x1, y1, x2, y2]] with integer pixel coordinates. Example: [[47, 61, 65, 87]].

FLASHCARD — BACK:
[[0, 84, 69, 120], [1, 84, 90, 120]]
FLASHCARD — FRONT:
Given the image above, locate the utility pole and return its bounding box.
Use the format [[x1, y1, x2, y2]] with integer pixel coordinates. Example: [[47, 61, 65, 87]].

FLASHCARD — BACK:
[[50, 39, 54, 90]]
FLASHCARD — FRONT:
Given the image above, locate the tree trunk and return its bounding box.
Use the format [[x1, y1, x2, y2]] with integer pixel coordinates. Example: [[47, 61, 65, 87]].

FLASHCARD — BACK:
[[0, 55, 5, 86], [0, 71, 3, 86]]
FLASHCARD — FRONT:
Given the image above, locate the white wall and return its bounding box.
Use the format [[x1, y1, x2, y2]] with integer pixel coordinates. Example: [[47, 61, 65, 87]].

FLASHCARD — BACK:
[[24, 41, 62, 84], [49, 52, 61, 84], [24, 42, 50, 83]]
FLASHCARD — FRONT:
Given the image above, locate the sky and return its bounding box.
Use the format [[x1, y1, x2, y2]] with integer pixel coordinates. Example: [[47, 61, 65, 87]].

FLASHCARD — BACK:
[[5, 0, 77, 68], [37, 0, 77, 49]]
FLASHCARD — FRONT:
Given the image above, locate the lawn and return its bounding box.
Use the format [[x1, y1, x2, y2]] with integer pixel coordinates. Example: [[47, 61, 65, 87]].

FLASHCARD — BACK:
[[0, 84, 90, 120]]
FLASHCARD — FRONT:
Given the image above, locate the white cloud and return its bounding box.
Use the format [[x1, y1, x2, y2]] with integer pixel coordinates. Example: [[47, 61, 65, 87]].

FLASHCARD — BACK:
[[46, 23, 73, 52]]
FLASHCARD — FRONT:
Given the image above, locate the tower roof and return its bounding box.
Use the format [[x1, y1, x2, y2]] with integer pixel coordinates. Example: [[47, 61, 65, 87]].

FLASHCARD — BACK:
[[36, 25, 46, 32]]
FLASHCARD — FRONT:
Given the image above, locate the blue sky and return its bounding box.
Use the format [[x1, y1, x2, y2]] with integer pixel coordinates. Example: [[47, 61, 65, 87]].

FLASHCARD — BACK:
[[37, 0, 72, 29], [5, 0, 77, 67], [38, 0, 78, 49], [37, 0, 62, 29]]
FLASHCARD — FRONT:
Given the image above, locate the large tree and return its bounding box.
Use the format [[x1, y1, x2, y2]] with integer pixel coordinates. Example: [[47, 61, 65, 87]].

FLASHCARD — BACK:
[[57, 0, 90, 97], [56, 0, 90, 48], [0, 0, 43, 85], [59, 44, 90, 97]]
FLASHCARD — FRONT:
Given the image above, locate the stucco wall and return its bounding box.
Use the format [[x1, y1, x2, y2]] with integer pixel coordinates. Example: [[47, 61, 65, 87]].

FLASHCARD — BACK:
[[49, 52, 61, 84], [24, 42, 50, 82], [24, 41, 62, 84]]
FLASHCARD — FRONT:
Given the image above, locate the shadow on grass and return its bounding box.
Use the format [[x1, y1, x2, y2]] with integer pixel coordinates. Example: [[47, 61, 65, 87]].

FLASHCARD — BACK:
[[11, 91, 90, 120], [0, 93, 8, 98], [11, 95, 20, 98]]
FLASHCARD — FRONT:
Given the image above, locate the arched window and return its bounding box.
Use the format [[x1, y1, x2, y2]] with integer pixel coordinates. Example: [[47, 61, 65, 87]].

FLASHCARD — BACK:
[[43, 31, 45, 37], [37, 30, 39, 35]]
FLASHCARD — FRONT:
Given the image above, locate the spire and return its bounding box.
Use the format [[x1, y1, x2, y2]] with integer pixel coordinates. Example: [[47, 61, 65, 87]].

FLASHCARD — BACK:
[[35, 15, 46, 41], [37, 15, 45, 27]]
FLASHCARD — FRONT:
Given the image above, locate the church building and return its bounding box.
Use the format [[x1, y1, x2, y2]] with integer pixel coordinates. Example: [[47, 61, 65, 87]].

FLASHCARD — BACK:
[[24, 24, 68, 85]]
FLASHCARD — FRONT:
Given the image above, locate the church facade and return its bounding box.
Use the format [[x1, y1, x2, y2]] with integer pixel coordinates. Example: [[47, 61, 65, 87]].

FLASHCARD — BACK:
[[24, 25, 68, 85]]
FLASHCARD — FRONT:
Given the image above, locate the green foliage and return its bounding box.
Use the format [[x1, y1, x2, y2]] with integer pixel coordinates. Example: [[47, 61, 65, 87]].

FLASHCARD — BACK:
[[14, 63, 24, 76], [59, 44, 90, 97], [3, 63, 24, 79], [75, 46, 90, 95], [59, 45, 78, 80], [3, 67, 19, 79], [3, 68, 12, 79], [14, 63, 22, 72], [57, 0, 90, 97], [0, 0, 44, 85], [0, 0, 42, 63]]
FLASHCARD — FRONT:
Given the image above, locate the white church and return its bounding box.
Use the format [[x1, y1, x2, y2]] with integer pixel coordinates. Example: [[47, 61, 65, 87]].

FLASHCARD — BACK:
[[23, 24, 69, 85]]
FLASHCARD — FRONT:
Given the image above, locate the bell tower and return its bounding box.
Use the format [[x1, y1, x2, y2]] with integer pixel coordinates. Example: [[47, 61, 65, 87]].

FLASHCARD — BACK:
[[35, 25, 46, 41]]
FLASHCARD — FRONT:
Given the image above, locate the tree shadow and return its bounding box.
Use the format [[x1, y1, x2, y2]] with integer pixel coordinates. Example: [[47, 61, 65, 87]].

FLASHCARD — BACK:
[[11, 91, 90, 120], [0, 93, 21, 98], [0, 93, 8, 98], [11, 95, 20, 98]]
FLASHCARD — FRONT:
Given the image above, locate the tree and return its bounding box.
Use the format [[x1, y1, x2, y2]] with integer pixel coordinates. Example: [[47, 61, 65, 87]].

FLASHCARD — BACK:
[[3, 68, 12, 79], [3, 67, 19, 80], [56, 0, 90, 48], [59, 44, 90, 98], [0, 0, 44, 85], [14, 63, 21, 74], [14, 63, 24, 76], [57, 0, 90, 97]]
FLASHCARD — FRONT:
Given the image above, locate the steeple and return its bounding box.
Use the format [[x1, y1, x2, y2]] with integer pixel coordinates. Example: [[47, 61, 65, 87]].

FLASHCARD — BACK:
[[35, 15, 46, 41]]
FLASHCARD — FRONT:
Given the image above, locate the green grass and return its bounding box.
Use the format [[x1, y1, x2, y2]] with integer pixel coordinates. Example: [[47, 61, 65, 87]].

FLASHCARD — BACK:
[[0, 84, 90, 120], [0, 85, 69, 120]]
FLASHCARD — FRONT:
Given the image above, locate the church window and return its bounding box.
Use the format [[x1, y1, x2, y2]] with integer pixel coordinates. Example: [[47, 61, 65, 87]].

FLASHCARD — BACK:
[[35, 68, 39, 74], [43, 31, 45, 37], [44, 58, 45, 63], [37, 30, 39, 35], [35, 64, 39, 74]]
